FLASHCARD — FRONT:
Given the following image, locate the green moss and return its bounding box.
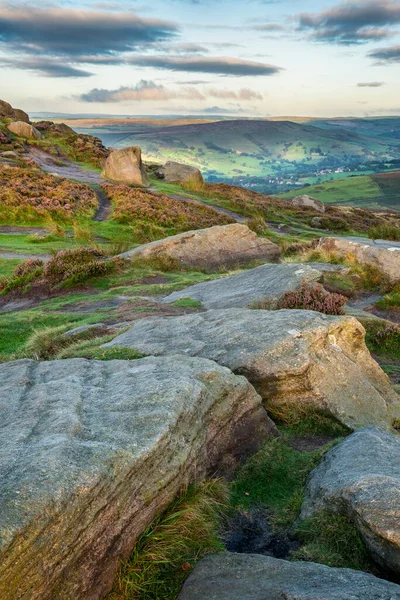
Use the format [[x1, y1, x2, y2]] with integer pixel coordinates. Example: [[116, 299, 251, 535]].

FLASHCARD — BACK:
[[171, 298, 203, 308]]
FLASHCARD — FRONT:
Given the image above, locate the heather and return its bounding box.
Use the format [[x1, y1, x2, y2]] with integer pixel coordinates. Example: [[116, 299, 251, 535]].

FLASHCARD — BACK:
[[105, 183, 232, 237], [0, 165, 98, 223], [277, 282, 347, 315], [0, 247, 118, 296]]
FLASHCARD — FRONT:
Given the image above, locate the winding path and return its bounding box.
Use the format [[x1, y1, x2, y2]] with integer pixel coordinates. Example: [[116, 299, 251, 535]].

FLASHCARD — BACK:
[[27, 148, 111, 222], [158, 192, 248, 223]]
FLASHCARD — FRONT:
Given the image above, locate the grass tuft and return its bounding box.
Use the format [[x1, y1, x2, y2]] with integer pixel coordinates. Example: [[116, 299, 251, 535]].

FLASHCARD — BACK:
[[293, 511, 375, 572], [107, 480, 228, 600], [369, 224, 400, 242]]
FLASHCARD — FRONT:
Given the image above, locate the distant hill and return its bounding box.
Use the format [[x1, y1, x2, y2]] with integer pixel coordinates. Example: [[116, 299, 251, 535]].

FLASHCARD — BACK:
[[72, 117, 398, 191], [278, 170, 400, 211]]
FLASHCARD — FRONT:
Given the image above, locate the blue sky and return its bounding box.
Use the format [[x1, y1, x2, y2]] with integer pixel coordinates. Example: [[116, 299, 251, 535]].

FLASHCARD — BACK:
[[1, 0, 399, 116]]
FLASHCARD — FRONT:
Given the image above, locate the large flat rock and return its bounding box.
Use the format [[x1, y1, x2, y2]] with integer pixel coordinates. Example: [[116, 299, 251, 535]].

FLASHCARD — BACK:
[[301, 427, 400, 575], [320, 237, 400, 282], [105, 309, 400, 429], [163, 263, 323, 309], [120, 224, 281, 270], [0, 357, 274, 600], [178, 552, 400, 599]]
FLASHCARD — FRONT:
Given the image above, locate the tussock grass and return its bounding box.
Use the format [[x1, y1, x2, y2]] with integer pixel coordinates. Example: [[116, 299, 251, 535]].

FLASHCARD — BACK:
[[369, 224, 400, 241], [283, 246, 344, 264], [294, 511, 374, 572], [57, 335, 143, 360], [376, 284, 400, 310], [24, 324, 111, 360], [107, 480, 228, 600]]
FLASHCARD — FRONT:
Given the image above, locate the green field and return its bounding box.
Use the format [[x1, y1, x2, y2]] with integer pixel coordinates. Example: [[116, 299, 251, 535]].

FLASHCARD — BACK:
[[279, 171, 400, 211], [74, 117, 400, 198]]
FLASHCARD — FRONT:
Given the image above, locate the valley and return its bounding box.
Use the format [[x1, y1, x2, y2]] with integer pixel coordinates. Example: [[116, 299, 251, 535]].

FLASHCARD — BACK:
[[53, 115, 400, 208]]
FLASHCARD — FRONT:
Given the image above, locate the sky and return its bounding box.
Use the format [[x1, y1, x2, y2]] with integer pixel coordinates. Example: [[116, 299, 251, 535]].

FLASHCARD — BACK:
[[1, 0, 399, 117]]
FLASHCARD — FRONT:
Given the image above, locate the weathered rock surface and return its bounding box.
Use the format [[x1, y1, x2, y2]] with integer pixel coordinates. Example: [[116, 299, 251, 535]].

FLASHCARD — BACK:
[[0, 357, 274, 600], [156, 161, 204, 186], [105, 309, 400, 429], [301, 427, 400, 574], [7, 121, 42, 140], [178, 553, 400, 599], [0, 99, 15, 119], [13, 109, 30, 123], [291, 194, 325, 213], [0, 100, 30, 122], [320, 237, 400, 282], [163, 263, 323, 309], [120, 224, 280, 269], [101, 146, 149, 186]]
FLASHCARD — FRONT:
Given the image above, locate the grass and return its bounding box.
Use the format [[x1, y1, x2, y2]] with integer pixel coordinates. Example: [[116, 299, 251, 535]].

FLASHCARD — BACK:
[[365, 321, 400, 359], [279, 175, 383, 206], [0, 309, 106, 360], [57, 336, 144, 360], [293, 511, 374, 572], [107, 480, 228, 600], [230, 435, 324, 527], [0, 257, 23, 277], [377, 285, 400, 310], [369, 223, 400, 241], [171, 298, 203, 308]]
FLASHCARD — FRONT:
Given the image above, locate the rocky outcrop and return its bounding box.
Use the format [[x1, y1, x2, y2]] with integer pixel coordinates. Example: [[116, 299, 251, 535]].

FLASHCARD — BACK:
[[102, 146, 149, 186], [0, 356, 274, 600], [156, 161, 204, 186], [105, 309, 400, 429], [0, 99, 15, 119], [7, 121, 42, 140], [178, 553, 400, 599], [35, 121, 74, 135], [120, 224, 280, 270], [291, 194, 325, 213], [163, 263, 323, 309], [320, 237, 400, 282], [301, 427, 400, 574], [13, 109, 30, 123]]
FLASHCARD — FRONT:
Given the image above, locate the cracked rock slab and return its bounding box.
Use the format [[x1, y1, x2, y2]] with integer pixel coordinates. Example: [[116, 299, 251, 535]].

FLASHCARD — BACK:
[[178, 552, 400, 600], [0, 357, 274, 600], [301, 427, 400, 574], [162, 263, 323, 309], [105, 309, 400, 429]]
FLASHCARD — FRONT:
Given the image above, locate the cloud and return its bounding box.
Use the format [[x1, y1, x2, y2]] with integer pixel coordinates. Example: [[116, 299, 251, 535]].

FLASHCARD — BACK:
[[129, 55, 282, 76], [297, 1, 400, 44], [252, 23, 286, 31], [79, 80, 204, 102], [78, 81, 264, 103], [357, 81, 385, 87], [368, 44, 400, 64], [0, 4, 178, 57], [201, 106, 233, 114], [2, 56, 93, 77], [207, 88, 263, 100]]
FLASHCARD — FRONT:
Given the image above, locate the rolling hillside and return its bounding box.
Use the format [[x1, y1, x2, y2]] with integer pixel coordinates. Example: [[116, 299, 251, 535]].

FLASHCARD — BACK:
[[72, 118, 399, 195], [279, 170, 400, 211]]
